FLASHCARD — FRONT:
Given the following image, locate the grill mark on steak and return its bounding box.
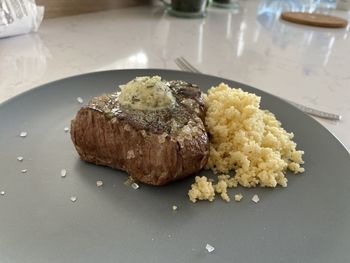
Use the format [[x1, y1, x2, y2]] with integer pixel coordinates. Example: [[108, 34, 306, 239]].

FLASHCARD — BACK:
[[70, 79, 209, 186]]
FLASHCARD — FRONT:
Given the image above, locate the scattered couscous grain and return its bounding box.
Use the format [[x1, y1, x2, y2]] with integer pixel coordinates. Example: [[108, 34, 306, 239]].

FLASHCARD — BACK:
[[234, 193, 243, 202], [213, 177, 230, 202], [188, 176, 215, 203]]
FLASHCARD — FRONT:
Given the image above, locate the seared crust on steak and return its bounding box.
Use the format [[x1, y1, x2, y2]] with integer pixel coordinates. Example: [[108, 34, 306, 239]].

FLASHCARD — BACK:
[[70, 80, 209, 186]]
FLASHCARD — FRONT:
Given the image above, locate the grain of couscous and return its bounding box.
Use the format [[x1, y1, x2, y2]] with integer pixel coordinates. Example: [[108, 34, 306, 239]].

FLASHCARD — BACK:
[[234, 193, 243, 202]]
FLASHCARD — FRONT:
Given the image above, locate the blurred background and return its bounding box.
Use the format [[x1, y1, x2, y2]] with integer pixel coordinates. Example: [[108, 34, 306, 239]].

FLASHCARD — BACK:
[[36, 0, 338, 19]]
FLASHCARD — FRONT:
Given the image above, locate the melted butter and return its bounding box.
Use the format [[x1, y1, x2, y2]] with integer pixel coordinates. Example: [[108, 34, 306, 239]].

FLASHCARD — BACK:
[[87, 79, 204, 135], [88, 92, 190, 134], [118, 76, 176, 110]]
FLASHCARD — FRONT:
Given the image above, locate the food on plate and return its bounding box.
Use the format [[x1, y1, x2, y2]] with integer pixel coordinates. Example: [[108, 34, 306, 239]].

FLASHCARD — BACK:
[[70, 76, 209, 186], [205, 243, 215, 253], [188, 176, 215, 202], [205, 83, 305, 185], [188, 174, 237, 203], [213, 174, 237, 202], [188, 83, 305, 202], [251, 194, 260, 203], [71, 75, 305, 203], [234, 193, 243, 202]]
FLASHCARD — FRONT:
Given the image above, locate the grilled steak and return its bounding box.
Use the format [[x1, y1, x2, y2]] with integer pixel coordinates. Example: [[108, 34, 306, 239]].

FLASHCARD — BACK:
[[70, 78, 209, 186]]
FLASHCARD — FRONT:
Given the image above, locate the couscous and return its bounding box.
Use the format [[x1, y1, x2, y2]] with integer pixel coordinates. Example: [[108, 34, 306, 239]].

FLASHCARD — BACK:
[[188, 83, 305, 202]]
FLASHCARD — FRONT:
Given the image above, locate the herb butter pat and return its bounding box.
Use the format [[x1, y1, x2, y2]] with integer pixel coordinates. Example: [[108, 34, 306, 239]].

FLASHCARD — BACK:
[[118, 76, 176, 110]]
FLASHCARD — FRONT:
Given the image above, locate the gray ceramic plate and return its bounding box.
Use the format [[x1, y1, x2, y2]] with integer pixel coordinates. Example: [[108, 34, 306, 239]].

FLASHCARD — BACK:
[[1, 69, 349, 263]]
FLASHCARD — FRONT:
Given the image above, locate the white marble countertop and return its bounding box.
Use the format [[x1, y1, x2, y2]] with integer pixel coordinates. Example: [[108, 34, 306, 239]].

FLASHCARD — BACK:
[[1, 0, 349, 151]]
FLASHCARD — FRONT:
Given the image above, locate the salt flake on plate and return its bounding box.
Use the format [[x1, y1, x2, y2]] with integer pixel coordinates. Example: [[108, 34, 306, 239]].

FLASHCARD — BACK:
[[64, 127, 69, 132], [70, 196, 77, 202], [96, 180, 103, 187], [17, 156, 24, 162], [20, 131, 27, 137], [205, 243, 215, 253], [131, 182, 139, 190], [21, 169, 27, 173], [252, 194, 260, 203], [61, 169, 67, 178], [77, 97, 83, 104], [1, 191, 5, 195]]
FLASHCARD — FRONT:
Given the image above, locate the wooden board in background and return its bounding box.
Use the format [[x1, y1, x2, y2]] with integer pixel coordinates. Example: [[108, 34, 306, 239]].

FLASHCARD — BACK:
[[281, 12, 348, 28]]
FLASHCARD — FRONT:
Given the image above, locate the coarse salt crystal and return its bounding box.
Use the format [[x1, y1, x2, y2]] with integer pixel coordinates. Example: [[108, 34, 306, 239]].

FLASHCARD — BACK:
[[70, 196, 77, 202], [0, 191, 5, 195], [77, 97, 83, 103], [172, 205, 178, 211], [64, 127, 70, 132], [205, 243, 215, 253], [131, 182, 139, 190], [124, 177, 134, 186], [17, 156, 24, 161], [96, 180, 103, 187], [61, 169, 67, 178], [21, 169, 27, 173], [20, 131, 27, 137], [252, 194, 260, 203]]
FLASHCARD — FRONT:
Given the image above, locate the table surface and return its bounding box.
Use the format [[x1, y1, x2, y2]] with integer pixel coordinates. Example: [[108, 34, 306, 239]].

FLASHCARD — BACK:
[[1, 0, 349, 151]]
